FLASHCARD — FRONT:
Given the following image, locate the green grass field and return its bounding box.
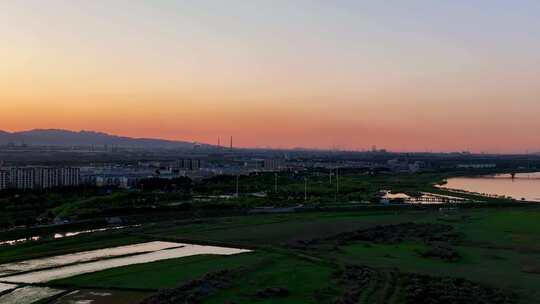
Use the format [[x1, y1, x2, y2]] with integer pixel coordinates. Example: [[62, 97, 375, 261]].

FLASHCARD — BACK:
[[3, 206, 540, 303], [50, 251, 340, 303], [145, 210, 434, 246], [50, 253, 269, 290]]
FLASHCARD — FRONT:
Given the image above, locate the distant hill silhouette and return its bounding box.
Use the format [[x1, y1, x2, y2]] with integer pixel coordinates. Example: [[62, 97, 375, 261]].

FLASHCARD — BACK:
[[0, 129, 204, 149]]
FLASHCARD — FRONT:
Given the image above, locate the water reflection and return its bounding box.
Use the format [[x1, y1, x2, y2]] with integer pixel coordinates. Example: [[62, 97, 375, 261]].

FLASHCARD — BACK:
[[443, 172, 540, 202], [0, 236, 41, 247], [0, 225, 139, 247], [382, 190, 467, 204], [52, 225, 138, 239]]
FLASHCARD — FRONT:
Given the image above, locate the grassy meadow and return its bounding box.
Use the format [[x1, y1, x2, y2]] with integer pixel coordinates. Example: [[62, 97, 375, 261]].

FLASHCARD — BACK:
[[0, 206, 532, 303]]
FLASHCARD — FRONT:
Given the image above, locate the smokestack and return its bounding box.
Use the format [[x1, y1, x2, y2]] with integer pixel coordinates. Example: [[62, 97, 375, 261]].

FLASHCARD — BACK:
[[230, 136, 233, 151]]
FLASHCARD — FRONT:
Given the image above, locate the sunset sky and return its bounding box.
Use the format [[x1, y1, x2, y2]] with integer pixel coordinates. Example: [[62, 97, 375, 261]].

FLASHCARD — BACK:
[[1, 1, 539, 153]]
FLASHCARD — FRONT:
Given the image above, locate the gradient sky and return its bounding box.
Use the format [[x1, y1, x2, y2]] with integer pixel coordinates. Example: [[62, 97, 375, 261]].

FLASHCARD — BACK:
[[1, 1, 539, 153]]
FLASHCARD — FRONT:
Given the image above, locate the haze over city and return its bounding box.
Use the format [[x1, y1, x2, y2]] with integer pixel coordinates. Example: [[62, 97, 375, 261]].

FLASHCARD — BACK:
[[2, 1, 540, 153]]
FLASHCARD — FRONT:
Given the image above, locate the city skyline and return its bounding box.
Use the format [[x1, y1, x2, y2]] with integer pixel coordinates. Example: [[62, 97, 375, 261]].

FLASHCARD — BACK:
[[0, 127, 537, 155], [2, 1, 540, 153]]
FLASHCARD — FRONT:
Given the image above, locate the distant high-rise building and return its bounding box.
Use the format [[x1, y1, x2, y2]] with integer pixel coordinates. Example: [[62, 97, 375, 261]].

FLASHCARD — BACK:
[[0, 167, 81, 191], [263, 159, 284, 171], [10, 167, 35, 190], [176, 159, 201, 171], [35, 167, 60, 189], [0, 170, 9, 191], [60, 167, 81, 187]]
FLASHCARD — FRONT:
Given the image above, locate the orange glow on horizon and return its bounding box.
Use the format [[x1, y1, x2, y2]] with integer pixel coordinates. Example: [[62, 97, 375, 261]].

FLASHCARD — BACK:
[[1, 1, 539, 153]]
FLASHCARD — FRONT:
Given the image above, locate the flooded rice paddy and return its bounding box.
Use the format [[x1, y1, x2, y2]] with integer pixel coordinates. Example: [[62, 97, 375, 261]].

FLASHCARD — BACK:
[[52, 289, 151, 304], [0, 286, 64, 304], [0, 283, 17, 294], [0, 225, 139, 247], [52, 225, 139, 240], [0, 242, 251, 284], [0, 237, 41, 247], [0, 241, 182, 277]]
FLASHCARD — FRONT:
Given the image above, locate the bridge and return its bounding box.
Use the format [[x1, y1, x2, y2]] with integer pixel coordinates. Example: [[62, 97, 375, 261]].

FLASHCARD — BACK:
[[496, 173, 540, 180]]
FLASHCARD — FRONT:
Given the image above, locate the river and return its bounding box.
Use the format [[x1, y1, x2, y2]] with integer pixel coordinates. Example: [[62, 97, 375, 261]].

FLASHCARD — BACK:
[[443, 172, 540, 202]]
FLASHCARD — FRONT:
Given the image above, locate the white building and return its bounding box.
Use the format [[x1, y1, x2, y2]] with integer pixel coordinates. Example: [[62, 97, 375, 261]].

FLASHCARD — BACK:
[[35, 167, 60, 189], [457, 164, 496, 169], [96, 176, 129, 189], [9, 168, 35, 190], [0, 170, 9, 191], [263, 159, 284, 171], [176, 159, 201, 171], [60, 167, 80, 187], [0, 167, 81, 190]]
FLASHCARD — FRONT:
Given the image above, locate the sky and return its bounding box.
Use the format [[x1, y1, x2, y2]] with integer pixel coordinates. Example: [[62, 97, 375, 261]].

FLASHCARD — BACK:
[[1, 0, 539, 153]]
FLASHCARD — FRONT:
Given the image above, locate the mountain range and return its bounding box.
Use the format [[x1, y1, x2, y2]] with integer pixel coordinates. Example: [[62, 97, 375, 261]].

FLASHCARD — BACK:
[[0, 129, 204, 149]]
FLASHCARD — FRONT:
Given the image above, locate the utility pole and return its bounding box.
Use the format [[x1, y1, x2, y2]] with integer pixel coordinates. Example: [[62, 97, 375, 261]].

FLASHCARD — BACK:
[[527, 150, 531, 170], [335, 168, 340, 203], [236, 175, 239, 198], [329, 171, 333, 184], [274, 173, 278, 193], [336, 168, 340, 193], [304, 177, 308, 201]]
